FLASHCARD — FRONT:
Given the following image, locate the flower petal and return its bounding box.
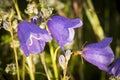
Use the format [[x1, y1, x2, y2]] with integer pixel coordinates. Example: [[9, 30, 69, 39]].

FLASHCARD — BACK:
[[82, 38, 114, 71], [50, 16, 83, 28], [108, 57, 120, 77], [47, 19, 69, 47], [86, 38, 112, 48], [18, 21, 52, 56], [20, 44, 29, 56], [26, 34, 45, 54], [39, 33, 52, 42], [47, 15, 83, 50], [67, 28, 75, 42], [65, 19, 83, 28], [83, 47, 114, 71]]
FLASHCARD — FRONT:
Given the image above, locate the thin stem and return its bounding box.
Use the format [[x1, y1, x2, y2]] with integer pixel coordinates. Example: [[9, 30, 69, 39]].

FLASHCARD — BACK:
[[80, 55, 84, 64], [9, 28, 20, 80], [63, 67, 67, 80], [84, 0, 105, 40], [40, 53, 51, 80], [49, 42, 58, 80], [25, 64, 35, 80], [26, 55, 35, 80], [62, 59, 69, 80], [22, 54, 26, 80], [54, 46, 60, 61], [13, 0, 22, 20]]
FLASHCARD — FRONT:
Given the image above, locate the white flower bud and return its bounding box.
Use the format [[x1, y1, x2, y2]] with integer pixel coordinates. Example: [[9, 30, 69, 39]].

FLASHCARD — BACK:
[[59, 55, 66, 69], [65, 50, 72, 61]]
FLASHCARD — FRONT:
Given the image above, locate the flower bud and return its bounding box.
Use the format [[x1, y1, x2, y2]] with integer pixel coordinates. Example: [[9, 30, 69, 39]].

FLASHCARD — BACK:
[[65, 50, 72, 61], [59, 55, 66, 69]]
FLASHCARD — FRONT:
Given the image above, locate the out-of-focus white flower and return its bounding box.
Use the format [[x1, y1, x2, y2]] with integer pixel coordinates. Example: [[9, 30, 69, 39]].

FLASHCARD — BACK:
[[5, 63, 16, 75], [25, 3, 38, 15], [12, 19, 18, 32], [2, 21, 10, 31], [41, 7, 53, 19]]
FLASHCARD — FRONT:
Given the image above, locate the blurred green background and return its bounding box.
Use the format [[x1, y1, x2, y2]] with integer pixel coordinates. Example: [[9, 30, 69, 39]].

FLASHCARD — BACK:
[[0, 0, 120, 80]]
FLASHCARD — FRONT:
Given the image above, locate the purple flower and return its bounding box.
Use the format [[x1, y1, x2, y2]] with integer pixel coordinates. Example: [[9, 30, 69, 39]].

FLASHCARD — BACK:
[[47, 16, 83, 50], [18, 21, 52, 56], [81, 38, 114, 71], [108, 57, 120, 77]]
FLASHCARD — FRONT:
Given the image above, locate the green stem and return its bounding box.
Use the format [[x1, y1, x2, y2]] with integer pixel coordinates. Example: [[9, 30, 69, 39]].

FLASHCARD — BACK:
[[22, 54, 26, 80], [84, 0, 105, 40], [40, 53, 51, 80], [63, 57, 69, 80], [26, 55, 35, 80], [49, 42, 58, 80], [54, 46, 60, 61], [13, 0, 22, 20], [63, 65, 67, 80], [10, 28, 20, 80]]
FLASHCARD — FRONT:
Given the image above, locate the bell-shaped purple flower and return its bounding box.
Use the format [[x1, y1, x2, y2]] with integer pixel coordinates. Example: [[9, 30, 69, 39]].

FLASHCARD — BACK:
[[108, 57, 120, 77], [18, 21, 52, 56], [47, 16, 83, 50], [81, 38, 114, 71]]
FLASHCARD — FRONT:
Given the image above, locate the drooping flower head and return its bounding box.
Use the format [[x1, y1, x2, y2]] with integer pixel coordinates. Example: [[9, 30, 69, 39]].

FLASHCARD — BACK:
[[18, 21, 52, 56], [79, 38, 114, 71], [47, 16, 83, 50], [108, 57, 120, 77]]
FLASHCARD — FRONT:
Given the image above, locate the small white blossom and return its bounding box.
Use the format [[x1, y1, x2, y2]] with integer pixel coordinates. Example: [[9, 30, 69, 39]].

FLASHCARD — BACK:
[[5, 63, 16, 75], [41, 7, 53, 19], [25, 3, 38, 15], [12, 19, 18, 32], [3, 21, 10, 31]]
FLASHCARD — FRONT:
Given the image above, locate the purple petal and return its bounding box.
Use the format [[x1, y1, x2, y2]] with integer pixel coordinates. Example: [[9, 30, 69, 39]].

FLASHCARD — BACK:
[[86, 38, 112, 48], [47, 18, 69, 48], [47, 15, 83, 49], [51, 16, 83, 28], [18, 21, 52, 56], [18, 21, 49, 42], [20, 44, 29, 56], [65, 18, 83, 28], [108, 57, 120, 77], [26, 37, 45, 54], [83, 47, 114, 71], [38, 33, 52, 42], [67, 28, 75, 42], [82, 38, 114, 71]]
